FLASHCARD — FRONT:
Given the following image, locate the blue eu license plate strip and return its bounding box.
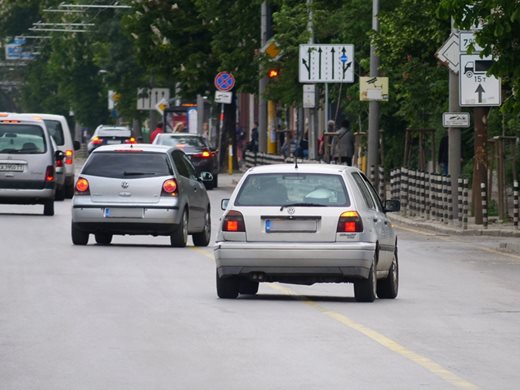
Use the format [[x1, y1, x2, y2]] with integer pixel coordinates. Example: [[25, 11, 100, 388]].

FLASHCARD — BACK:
[[265, 219, 271, 232]]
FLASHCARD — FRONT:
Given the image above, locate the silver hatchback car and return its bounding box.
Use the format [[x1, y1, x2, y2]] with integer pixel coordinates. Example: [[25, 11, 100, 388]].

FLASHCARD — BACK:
[[214, 163, 400, 302], [71, 144, 212, 247]]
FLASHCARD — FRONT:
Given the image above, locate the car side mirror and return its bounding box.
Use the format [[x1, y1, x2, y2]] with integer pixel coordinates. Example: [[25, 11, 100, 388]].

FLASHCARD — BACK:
[[384, 199, 401, 213], [199, 171, 214, 182], [73, 140, 81, 150], [221, 199, 229, 210]]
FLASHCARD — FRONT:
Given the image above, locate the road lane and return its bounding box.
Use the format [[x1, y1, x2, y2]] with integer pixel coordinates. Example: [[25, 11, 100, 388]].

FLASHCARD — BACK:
[[0, 191, 519, 389]]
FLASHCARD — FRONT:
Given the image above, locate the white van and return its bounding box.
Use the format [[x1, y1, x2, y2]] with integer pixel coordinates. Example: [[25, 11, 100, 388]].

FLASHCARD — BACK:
[[0, 112, 64, 215], [28, 114, 80, 199]]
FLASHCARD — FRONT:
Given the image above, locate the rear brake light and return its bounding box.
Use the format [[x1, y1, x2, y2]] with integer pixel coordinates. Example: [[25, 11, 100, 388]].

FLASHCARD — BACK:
[[91, 136, 102, 145], [337, 211, 363, 233], [65, 150, 73, 164], [222, 210, 245, 232], [56, 158, 63, 167], [75, 177, 90, 194], [161, 179, 178, 196], [45, 166, 55, 182]]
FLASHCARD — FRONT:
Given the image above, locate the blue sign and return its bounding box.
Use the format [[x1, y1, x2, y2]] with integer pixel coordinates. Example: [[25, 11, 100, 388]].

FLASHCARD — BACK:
[[214, 71, 235, 92]]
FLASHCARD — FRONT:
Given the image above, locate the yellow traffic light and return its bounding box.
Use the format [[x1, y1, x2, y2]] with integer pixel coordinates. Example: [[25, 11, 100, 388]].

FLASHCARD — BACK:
[[267, 68, 280, 79]]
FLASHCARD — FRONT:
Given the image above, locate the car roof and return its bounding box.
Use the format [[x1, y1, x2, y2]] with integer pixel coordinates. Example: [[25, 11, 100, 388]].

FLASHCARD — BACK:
[[244, 163, 358, 175], [0, 112, 46, 126], [25, 113, 66, 121], [92, 143, 172, 153]]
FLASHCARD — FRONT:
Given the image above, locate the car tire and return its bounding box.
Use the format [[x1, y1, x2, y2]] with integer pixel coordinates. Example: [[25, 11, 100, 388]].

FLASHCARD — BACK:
[[64, 183, 75, 199], [43, 200, 54, 216], [216, 271, 239, 299], [71, 223, 89, 245], [95, 232, 113, 245], [192, 209, 211, 247], [55, 187, 66, 201], [354, 260, 377, 302], [239, 279, 259, 295], [170, 209, 188, 247], [377, 252, 399, 299]]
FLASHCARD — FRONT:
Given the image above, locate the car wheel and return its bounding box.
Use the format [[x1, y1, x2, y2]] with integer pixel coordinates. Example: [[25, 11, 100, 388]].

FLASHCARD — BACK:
[[55, 187, 66, 201], [216, 271, 239, 299], [95, 232, 113, 245], [43, 200, 54, 216], [71, 223, 89, 245], [354, 259, 377, 302], [192, 209, 211, 247], [239, 279, 259, 295], [64, 183, 75, 199], [170, 209, 188, 247], [377, 252, 399, 299]]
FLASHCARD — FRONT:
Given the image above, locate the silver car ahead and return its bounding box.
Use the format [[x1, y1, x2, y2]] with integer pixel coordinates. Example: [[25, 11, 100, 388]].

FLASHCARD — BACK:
[[71, 144, 212, 247], [214, 163, 400, 302]]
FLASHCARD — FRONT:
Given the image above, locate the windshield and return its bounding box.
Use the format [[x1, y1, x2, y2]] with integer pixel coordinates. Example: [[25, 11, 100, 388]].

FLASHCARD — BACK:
[[43, 119, 64, 146], [0, 124, 47, 154], [156, 135, 208, 153], [82, 151, 173, 178], [235, 173, 350, 207]]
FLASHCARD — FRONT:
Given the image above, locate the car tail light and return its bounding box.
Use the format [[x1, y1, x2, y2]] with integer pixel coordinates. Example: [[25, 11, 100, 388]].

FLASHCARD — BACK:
[[45, 166, 55, 182], [91, 136, 102, 145], [192, 150, 212, 158], [161, 179, 178, 196], [56, 158, 63, 168], [65, 150, 73, 165], [75, 177, 90, 195], [337, 211, 363, 233], [125, 137, 137, 144], [222, 210, 245, 232]]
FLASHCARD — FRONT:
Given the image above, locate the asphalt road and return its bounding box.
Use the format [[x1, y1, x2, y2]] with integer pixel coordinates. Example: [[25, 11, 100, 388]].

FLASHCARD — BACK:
[[1, 184, 519, 390]]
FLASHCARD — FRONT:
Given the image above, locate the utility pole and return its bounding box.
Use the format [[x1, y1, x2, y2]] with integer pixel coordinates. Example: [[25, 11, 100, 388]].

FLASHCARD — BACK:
[[367, 0, 380, 174], [306, 0, 317, 160], [258, 2, 270, 153], [448, 19, 461, 218]]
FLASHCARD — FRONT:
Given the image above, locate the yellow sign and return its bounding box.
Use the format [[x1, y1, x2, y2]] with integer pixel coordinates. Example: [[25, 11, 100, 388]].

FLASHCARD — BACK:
[[359, 77, 389, 102]]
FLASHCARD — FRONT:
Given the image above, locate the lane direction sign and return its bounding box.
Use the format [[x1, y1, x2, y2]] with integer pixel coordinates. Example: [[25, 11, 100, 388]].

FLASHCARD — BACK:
[[459, 54, 501, 107], [299, 44, 354, 83]]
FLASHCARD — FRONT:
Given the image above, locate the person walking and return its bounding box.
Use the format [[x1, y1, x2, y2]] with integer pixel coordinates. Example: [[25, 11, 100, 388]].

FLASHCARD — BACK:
[[331, 119, 355, 166], [149, 122, 164, 143]]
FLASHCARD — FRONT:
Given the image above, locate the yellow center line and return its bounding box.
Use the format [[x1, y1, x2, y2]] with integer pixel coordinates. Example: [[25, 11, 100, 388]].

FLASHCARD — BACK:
[[194, 247, 478, 388]]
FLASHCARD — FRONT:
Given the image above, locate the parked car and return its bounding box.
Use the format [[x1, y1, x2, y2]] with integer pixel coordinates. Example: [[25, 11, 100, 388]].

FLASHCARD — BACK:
[[87, 125, 136, 154], [28, 114, 81, 199], [71, 144, 213, 247], [153, 133, 218, 189], [0, 112, 64, 215], [214, 163, 401, 302]]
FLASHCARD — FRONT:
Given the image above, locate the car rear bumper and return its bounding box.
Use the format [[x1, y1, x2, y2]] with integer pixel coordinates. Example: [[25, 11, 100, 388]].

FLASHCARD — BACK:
[[72, 205, 181, 233], [214, 241, 376, 282]]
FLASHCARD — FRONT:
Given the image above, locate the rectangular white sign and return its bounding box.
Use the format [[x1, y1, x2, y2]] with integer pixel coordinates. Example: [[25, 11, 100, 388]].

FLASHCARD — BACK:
[[303, 84, 315, 108], [215, 91, 232, 104], [459, 31, 484, 53], [137, 88, 170, 110], [442, 112, 470, 128], [459, 54, 501, 107], [299, 44, 354, 83]]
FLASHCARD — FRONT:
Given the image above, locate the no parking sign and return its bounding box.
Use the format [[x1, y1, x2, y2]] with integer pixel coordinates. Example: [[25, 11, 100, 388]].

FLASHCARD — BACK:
[[214, 71, 235, 92]]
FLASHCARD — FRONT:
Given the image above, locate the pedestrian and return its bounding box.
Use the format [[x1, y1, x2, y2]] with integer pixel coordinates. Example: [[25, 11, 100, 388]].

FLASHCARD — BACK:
[[296, 129, 309, 159], [174, 122, 185, 133], [247, 121, 259, 153], [331, 118, 355, 166], [438, 132, 449, 175], [149, 122, 164, 143]]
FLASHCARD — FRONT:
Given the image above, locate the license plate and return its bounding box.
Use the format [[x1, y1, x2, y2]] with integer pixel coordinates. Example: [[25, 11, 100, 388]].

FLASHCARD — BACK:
[[104, 207, 144, 218], [265, 218, 317, 233], [106, 140, 122, 145], [0, 163, 24, 172]]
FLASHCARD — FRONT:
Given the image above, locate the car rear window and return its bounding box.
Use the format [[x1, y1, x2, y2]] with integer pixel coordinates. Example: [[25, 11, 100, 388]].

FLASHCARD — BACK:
[[97, 128, 131, 138], [43, 119, 65, 146], [0, 124, 47, 154], [82, 151, 173, 178], [235, 173, 350, 206], [157, 136, 207, 153]]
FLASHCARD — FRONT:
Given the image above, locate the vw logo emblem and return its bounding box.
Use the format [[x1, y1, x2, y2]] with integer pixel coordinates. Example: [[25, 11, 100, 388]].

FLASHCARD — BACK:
[[287, 207, 295, 215], [121, 181, 129, 189]]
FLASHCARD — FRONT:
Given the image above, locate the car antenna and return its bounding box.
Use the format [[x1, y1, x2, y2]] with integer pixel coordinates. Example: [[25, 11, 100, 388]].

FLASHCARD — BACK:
[[294, 155, 298, 169]]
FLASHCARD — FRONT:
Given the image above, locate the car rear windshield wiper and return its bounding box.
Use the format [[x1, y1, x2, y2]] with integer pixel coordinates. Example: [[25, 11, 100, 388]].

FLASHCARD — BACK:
[[280, 202, 326, 211]]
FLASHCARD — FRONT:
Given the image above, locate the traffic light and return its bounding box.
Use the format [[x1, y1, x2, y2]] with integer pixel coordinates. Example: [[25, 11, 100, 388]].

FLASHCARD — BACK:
[[267, 68, 280, 79]]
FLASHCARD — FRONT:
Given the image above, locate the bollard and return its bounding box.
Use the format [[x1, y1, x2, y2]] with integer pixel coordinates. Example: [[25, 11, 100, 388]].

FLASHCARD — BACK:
[[458, 178, 464, 227], [481, 182, 488, 229], [463, 179, 469, 230], [228, 144, 233, 175], [447, 175, 452, 224], [378, 166, 385, 201], [514, 180, 519, 229]]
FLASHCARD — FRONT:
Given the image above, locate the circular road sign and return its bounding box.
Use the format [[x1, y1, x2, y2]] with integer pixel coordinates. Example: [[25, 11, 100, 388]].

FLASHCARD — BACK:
[[214, 71, 235, 92]]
